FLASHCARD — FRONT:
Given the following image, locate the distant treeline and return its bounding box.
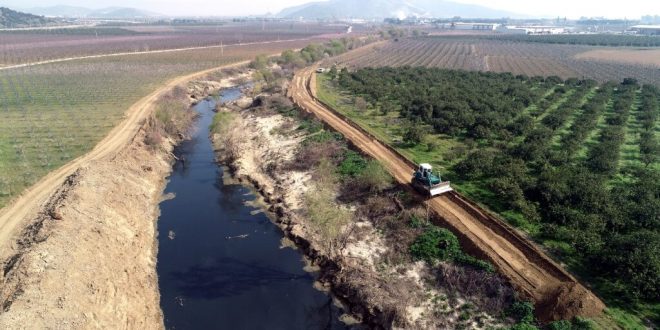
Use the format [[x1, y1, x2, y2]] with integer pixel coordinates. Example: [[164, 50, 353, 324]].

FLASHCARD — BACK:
[[488, 34, 660, 47]]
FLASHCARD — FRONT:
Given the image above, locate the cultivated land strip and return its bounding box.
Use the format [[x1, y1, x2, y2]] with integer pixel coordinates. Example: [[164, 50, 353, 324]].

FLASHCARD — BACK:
[[0, 37, 318, 71], [0, 60, 250, 255], [289, 66, 605, 321]]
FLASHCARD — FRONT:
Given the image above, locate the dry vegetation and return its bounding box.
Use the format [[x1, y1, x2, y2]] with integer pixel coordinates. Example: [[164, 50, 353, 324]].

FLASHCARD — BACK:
[[210, 77, 516, 328]]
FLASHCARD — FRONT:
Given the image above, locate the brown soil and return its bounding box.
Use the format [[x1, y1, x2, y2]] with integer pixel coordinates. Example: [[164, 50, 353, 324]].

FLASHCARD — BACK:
[[575, 48, 660, 67], [289, 66, 606, 323], [0, 65, 250, 328]]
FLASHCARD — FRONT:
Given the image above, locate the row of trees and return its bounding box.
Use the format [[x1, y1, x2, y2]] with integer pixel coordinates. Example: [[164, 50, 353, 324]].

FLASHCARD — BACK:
[[585, 83, 636, 174], [488, 34, 660, 47], [639, 85, 659, 166], [335, 67, 659, 303], [337, 67, 552, 140]]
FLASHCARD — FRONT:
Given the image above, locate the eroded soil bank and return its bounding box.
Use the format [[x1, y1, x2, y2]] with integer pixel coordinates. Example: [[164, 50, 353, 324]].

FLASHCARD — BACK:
[[0, 70, 245, 329]]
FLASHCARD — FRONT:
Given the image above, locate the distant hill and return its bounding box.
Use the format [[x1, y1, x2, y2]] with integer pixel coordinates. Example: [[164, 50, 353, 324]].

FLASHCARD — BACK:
[[86, 7, 162, 19], [27, 5, 92, 18], [0, 7, 54, 28], [26, 6, 162, 19], [277, 0, 520, 19]]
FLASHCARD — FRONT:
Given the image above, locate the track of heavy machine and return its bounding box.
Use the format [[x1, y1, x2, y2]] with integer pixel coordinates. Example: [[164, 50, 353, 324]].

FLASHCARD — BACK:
[[288, 66, 605, 322]]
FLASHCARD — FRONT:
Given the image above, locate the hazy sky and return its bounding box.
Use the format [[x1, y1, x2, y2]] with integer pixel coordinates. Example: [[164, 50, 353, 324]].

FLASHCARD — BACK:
[[6, 0, 659, 18]]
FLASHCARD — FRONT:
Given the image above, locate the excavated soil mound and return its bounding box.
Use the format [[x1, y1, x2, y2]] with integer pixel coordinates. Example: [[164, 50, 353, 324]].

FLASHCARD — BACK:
[[536, 283, 606, 323]]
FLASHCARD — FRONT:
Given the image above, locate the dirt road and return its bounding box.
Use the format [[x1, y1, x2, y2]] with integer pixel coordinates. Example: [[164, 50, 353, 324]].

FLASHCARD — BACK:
[[289, 66, 605, 322], [0, 61, 250, 257]]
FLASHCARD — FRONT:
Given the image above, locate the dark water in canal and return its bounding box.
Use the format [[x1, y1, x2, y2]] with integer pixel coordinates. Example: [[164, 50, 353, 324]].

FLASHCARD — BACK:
[[156, 87, 347, 329]]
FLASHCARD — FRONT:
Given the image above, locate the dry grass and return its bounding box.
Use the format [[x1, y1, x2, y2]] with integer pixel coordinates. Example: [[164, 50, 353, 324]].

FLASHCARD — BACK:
[[144, 86, 197, 149]]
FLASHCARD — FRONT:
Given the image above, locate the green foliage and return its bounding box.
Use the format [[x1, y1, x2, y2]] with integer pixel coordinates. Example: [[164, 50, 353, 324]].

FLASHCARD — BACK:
[[0, 7, 53, 28], [329, 66, 660, 306], [408, 215, 426, 228], [547, 320, 572, 330], [410, 227, 461, 263], [403, 122, 426, 145], [455, 254, 495, 273], [304, 159, 352, 246], [571, 317, 595, 330], [297, 119, 323, 134], [338, 67, 550, 139], [338, 150, 368, 177], [507, 301, 535, 324], [356, 160, 394, 193], [509, 323, 539, 330], [249, 54, 269, 70], [546, 317, 596, 330], [210, 112, 236, 135], [304, 131, 342, 144]]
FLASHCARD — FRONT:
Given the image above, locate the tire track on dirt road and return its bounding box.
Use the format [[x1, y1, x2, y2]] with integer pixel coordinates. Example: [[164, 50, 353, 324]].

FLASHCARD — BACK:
[[0, 60, 251, 256], [289, 66, 605, 322]]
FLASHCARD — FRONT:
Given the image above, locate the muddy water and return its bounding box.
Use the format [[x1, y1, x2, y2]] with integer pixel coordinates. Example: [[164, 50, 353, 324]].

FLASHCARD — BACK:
[[156, 88, 347, 329]]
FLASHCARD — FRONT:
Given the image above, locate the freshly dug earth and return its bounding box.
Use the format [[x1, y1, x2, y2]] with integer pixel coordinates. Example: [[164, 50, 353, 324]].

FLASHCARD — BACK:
[[0, 73, 247, 328], [0, 126, 170, 329]]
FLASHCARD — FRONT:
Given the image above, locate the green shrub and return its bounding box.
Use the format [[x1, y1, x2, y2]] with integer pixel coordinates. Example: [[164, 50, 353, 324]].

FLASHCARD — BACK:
[[210, 112, 236, 135], [356, 160, 393, 193], [304, 131, 342, 144], [547, 320, 572, 330], [298, 119, 323, 134], [410, 227, 461, 263], [409, 215, 427, 229], [509, 323, 539, 330], [507, 301, 535, 324], [338, 150, 368, 177], [571, 317, 595, 330], [456, 254, 495, 273]]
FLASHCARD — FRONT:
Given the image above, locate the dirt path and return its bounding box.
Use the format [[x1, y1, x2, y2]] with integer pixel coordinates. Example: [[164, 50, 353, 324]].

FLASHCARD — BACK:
[[0, 61, 250, 257], [0, 37, 317, 71], [289, 66, 605, 322]]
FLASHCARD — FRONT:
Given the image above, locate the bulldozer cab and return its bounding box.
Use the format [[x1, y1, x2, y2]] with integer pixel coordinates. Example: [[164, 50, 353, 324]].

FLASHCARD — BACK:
[[412, 163, 452, 196], [418, 163, 432, 177]]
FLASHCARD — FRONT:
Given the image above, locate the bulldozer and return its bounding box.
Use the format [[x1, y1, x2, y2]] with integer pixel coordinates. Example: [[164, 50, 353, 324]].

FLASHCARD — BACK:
[[411, 163, 452, 196]]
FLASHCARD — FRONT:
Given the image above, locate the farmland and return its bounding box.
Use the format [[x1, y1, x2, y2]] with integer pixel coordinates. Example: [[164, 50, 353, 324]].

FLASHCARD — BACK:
[[317, 68, 659, 324], [575, 48, 660, 67], [331, 36, 660, 85], [488, 34, 660, 47], [0, 35, 327, 208], [0, 22, 350, 66]]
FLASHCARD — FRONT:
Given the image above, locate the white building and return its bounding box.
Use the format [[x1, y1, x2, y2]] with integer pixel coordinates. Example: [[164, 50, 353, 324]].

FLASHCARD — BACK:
[[438, 22, 500, 31], [500, 25, 566, 35], [629, 25, 660, 35]]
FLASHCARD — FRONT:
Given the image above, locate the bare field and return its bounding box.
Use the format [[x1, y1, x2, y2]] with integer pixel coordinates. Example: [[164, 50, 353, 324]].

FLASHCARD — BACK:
[[333, 37, 660, 85], [575, 48, 660, 67], [0, 22, 352, 65]]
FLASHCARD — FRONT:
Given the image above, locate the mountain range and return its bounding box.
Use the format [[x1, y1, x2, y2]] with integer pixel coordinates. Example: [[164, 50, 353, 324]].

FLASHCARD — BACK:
[[25, 6, 162, 19], [277, 0, 521, 19]]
